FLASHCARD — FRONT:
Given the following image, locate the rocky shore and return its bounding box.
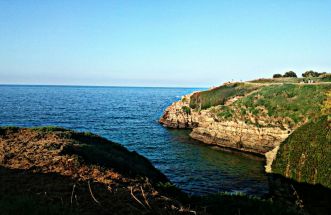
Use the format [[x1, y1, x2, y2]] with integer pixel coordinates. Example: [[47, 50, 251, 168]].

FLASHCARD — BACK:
[[159, 91, 289, 171], [159, 82, 331, 215], [160, 82, 330, 174]]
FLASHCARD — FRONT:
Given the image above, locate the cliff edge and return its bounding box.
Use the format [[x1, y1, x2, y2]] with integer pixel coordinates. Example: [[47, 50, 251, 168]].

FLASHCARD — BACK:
[[160, 81, 331, 172]]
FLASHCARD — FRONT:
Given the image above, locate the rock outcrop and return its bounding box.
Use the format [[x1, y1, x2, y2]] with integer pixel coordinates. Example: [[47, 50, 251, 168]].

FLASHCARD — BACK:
[[160, 93, 290, 156], [190, 121, 288, 155], [159, 94, 197, 128]]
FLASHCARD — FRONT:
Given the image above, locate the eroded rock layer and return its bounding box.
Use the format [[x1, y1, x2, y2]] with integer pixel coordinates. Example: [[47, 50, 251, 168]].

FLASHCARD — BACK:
[[160, 93, 289, 156]]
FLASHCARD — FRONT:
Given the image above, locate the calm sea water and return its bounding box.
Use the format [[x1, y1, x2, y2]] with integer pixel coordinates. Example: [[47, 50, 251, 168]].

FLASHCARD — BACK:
[[0, 85, 268, 196]]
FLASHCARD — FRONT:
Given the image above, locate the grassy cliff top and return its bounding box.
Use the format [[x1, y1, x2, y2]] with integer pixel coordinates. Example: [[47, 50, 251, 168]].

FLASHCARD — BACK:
[[189, 80, 331, 129], [189, 82, 260, 110], [249, 75, 331, 84]]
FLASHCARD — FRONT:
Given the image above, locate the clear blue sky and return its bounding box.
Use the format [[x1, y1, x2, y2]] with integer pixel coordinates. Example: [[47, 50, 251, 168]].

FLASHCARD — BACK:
[[1, 0, 330, 87]]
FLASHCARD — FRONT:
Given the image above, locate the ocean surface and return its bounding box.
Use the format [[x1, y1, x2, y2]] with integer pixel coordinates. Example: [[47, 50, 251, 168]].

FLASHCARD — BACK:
[[0, 85, 269, 196]]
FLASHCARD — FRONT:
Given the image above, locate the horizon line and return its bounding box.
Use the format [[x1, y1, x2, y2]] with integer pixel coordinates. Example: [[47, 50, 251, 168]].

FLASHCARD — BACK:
[[0, 83, 209, 89]]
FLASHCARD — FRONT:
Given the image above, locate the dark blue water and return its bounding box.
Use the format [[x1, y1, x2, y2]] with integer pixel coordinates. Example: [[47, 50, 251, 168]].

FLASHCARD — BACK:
[[0, 85, 268, 196]]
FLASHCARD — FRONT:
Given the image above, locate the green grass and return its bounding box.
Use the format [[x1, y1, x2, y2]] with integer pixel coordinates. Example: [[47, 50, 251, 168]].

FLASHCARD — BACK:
[[216, 84, 331, 127], [189, 83, 259, 110], [249, 75, 331, 84], [31, 126, 68, 133], [249, 77, 301, 84], [217, 106, 234, 119], [272, 116, 331, 188]]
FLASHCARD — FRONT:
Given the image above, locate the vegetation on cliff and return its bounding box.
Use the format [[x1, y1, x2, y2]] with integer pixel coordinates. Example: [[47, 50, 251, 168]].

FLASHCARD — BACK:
[[160, 78, 331, 215], [189, 82, 331, 129], [272, 91, 331, 188], [251, 75, 331, 84], [229, 84, 331, 127], [272, 116, 330, 188], [189, 83, 259, 110]]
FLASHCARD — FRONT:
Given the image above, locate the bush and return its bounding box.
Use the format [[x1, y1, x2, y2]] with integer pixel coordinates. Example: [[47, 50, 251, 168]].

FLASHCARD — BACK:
[[273, 74, 282, 78], [320, 73, 331, 82], [181, 106, 191, 114], [283, 71, 297, 78], [302, 70, 320, 77]]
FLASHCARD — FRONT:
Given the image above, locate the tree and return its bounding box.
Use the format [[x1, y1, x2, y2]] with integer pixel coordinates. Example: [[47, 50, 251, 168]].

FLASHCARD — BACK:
[[273, 74, 282, 78], [302, 70, 319, 77], [283, 71, 297, 78]]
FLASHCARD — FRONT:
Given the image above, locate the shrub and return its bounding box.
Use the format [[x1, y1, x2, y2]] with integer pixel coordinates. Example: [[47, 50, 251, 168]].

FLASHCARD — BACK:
[[273, 74, 282, 78], [217, 106, 234, 119], [302, 70, 320, 77], [283, 71, 297, 78], [181, 106, 191, 114], [320, 73, 331, 82]]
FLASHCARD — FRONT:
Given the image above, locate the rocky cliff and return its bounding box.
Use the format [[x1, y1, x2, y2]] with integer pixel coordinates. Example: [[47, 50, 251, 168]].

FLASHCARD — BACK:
[[160, 89, 289, 155], [160, 82, 331, 172]]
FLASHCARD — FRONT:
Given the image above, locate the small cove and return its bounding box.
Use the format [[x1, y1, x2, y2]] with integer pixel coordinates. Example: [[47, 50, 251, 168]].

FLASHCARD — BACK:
[[0, 85, 269, 196]]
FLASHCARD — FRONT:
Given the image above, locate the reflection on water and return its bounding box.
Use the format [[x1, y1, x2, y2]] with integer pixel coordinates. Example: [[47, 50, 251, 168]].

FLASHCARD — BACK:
[[0, 85, 269, 196]]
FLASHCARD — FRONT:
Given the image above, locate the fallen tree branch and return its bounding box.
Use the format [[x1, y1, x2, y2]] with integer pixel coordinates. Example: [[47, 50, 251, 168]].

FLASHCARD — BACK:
[[88, 181, 101, 205], [140, 186, 151, 209], [70, 183, 76, 205], [130, 186, 146, 209]]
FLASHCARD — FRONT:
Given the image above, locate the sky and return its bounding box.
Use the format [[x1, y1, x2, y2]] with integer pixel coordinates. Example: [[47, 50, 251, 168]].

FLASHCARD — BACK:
[[0, 0, 330, 87]]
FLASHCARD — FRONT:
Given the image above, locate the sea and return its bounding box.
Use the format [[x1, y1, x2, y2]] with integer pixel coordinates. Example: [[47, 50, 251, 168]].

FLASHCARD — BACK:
[[0, 85, 269, 196]]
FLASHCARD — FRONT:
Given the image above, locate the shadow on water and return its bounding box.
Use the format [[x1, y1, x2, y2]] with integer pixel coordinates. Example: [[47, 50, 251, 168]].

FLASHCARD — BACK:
[[164, 128, 269, 196]]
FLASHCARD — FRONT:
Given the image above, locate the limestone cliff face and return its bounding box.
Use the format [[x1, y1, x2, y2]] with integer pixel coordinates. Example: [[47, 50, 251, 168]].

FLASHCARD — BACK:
[[159, 94, 198, 128], [160, 92, 291, 171], [190, 120, 289, 154]]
